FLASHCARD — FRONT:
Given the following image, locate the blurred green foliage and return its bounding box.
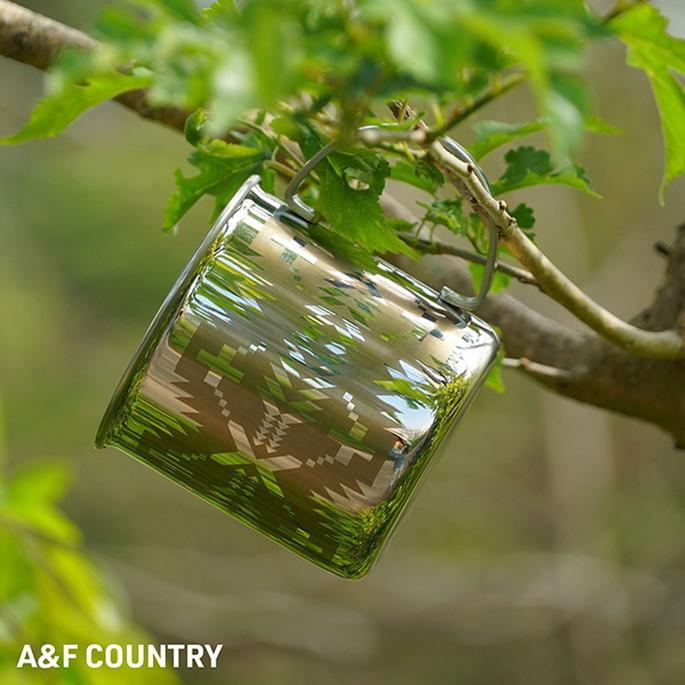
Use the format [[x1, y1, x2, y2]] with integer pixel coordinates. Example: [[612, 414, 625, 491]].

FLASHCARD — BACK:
[[0, 410, 179, 685]]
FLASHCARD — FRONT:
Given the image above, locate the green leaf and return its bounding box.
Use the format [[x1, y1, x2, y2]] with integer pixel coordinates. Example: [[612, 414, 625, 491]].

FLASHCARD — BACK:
[[484, 340, 506, 394], [2, 462, 80, 544], [611, 4, 685, 72], [304, 224, 378, 271], [1, 71, 153, 144], [164, 142, 266, 230], [469, 119, 545, 160], [492, 146, 599, 197], [386, 3, 442, 84], [584, 114, 622, 136], [335, 149, 391, 193], [500, 145, 553, 180], [460, 5, 595, 161], [329, 148, 389, 191], [419, 198, 467, 235], [260, 165, 277, 194], [612, 4, 685, 197], [7, 462, 70, 506], [316, 160, 415, 257], [184, 108, 208, 145], [201, 0, 238, 23], [510, 202, 535, 230], [155, 0, 200, 23], [95, 5, 159, 43], [242, 0, 298, 106], [390, 159, 444, 192], [197, 139, 263, 159], [469, 262, 510, 295]]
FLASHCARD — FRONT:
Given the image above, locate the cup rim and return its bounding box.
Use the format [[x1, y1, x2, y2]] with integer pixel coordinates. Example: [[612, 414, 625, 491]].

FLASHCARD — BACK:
[[95, 174, 264, 449]]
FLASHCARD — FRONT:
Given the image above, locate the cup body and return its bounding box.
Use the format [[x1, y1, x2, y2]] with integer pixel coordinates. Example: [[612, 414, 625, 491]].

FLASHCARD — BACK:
[[96, 176, 499, 578]]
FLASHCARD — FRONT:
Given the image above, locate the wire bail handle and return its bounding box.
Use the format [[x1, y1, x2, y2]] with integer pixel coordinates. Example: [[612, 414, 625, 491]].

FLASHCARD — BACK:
[[283, 126, 498, 311]]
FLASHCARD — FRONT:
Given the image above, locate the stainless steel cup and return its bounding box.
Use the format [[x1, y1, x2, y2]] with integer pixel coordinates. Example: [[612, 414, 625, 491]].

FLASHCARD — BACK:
[[96, 173, 499, 578]]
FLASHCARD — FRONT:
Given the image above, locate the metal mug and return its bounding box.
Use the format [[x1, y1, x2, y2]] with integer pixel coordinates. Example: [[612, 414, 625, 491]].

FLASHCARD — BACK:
[[96, 135, 500, 578]]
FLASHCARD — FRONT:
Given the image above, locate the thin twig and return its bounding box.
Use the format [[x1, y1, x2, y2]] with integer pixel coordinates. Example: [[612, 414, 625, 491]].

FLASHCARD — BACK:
[[401, 234, 539, 287], [503, 357, 578, 384], [428, 1, 637, 140], [265, 159, 297, 178]]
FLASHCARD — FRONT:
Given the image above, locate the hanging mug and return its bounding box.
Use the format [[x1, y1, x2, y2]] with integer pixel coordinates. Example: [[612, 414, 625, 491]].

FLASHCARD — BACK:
[[96, 132, 500, 578]]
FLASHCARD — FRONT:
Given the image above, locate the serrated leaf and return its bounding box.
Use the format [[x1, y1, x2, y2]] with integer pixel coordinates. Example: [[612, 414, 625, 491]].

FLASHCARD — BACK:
[[280, 122, 411, 256], [201, 0, 238, 23], [492, 146, 599, 197], [500, 145, 553, 181], [390, 160, 443, 192], [612, 4, 685, 72], [416, 160, 445, 189], [1, 71, 153, 144], [164, 143, 265, 230], [546, 72, 588, 161], [336, 147, 391, 191], [419, 198, 467, 235], [317, 163, 415, 257], [155, 0, 199, 23], [304, 224, 379, 271], [469, 119, 545, 160], [387, 217, 416, 234], [612, 4, 685, 197], [331, 149, 389, 193], [510, 202, 535, 230]]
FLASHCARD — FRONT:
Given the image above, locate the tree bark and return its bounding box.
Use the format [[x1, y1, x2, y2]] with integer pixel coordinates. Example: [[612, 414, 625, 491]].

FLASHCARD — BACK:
[[0, 0, 189, 131], [392, 225, 685, 448], [1, 0, 684, 446]]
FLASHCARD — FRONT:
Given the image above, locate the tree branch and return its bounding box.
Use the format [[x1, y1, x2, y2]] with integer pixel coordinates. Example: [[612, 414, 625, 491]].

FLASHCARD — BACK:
[[0, 0, 189, 132], [428, 140, 685, 360], [400, 234, 539, 287], [427, 71, 526, 139]]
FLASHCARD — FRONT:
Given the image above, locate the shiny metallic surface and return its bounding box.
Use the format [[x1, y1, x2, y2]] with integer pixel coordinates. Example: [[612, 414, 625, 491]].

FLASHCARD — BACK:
[[284, 128, 499, 311], [96, 176, 499, 578]]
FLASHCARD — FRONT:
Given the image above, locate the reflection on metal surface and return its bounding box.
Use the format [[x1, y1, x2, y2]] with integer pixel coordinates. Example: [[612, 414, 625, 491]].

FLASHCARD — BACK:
[[96, 177, 499, 578]]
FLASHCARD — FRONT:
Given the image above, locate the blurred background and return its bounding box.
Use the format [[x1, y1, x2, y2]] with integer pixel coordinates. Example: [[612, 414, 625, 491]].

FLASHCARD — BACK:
[[2, 1, 685, 683]]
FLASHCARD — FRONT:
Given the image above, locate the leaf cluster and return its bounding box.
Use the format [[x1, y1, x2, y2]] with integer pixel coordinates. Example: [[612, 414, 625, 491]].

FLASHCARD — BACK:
[[3, 0, 685, 392]]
